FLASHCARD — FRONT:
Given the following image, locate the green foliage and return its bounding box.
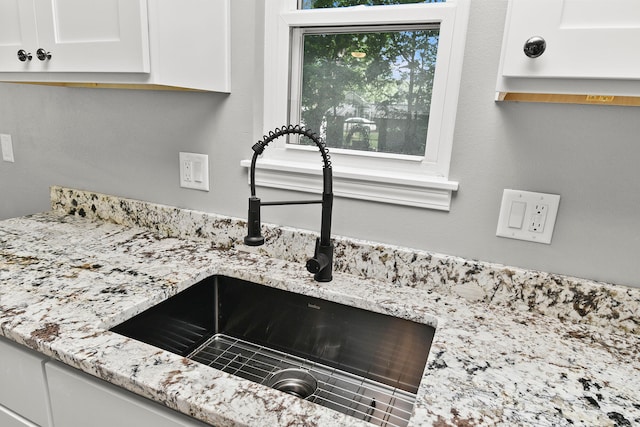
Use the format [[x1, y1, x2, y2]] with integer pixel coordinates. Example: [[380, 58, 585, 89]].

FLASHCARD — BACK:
[[299, 27, 439, 155], [301, 0, 445, 9]]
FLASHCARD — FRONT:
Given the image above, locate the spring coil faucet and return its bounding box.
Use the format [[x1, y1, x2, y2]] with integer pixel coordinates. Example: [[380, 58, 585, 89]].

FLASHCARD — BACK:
[[244, 125, 334, 282]]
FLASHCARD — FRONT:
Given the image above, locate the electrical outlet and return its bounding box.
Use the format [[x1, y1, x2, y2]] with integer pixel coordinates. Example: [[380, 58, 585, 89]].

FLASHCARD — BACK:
[[528, 204, 548, 233], [496, 190, 560, 244], [179, 152, 209, 191], [182, 159, 193, 183]]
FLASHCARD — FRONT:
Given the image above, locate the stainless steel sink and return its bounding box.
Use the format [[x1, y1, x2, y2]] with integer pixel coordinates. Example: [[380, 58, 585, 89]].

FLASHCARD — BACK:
[[111, 275, 435, 427]]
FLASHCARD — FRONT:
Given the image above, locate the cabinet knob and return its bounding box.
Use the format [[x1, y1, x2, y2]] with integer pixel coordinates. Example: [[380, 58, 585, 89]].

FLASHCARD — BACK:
[[37, 48, 52, 61], [523, 36, 546, 58], [17, 49, 32, 62]]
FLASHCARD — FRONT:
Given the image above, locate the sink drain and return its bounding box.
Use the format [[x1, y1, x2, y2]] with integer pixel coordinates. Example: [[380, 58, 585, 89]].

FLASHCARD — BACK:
[[266, 369, 318, 399]]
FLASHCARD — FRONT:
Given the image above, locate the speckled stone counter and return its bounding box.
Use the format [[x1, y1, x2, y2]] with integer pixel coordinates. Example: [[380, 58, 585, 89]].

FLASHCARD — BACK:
[[1, 187, 639, 427]]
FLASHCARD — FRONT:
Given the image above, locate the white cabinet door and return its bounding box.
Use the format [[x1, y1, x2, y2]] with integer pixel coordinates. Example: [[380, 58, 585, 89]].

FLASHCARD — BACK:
[[0, 0, 229, 91], [501, 0, 640, 80], [0, 1, 38, 72], [46, 361, 210, 427], [0, 338, 51, 427], [0, 404, 40, 427], [33, 0, 150, 73]]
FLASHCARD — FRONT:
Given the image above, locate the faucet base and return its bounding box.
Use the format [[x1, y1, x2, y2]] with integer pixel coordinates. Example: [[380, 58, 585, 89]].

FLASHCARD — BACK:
[[244, 235, 265, 246]]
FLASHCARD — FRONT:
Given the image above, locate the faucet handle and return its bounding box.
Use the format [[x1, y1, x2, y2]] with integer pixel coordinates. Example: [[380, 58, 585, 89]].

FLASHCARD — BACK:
[[244, 196, 265, 246], [306, 238, 333, 282]]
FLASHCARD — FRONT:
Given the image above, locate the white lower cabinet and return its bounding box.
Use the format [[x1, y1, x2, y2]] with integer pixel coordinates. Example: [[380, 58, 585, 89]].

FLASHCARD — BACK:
[[0, 404, 40, 427], [0, 337, 51, 427], [45, 361, 210, 427], [0, 337, 208, 427]]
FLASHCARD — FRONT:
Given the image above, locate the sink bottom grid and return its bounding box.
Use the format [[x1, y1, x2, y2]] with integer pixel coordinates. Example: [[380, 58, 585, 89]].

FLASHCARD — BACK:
[[188, 333, 416, 427]]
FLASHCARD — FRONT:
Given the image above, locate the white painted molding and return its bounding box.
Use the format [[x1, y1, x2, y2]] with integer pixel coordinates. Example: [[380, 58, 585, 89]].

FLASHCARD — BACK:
[[241, 158, 458, 211]]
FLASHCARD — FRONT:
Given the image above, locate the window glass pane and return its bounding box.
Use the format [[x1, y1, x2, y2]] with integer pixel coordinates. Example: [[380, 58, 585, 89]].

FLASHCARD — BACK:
[[300, 0, 445, 9], [294, 27, 440, 156]]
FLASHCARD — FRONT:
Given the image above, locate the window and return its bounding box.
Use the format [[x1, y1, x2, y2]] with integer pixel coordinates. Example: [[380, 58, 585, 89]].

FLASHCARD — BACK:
[[246, 0, 470, 210]]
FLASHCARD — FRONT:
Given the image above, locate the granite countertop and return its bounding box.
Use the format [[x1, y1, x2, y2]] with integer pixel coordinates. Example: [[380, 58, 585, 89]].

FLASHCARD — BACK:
[[0, 188, 639, 427]]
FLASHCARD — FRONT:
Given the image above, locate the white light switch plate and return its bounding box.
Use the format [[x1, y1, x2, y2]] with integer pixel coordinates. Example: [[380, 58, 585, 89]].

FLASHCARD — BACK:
[[179, 152, 209, 191], [496, 189, 560, 244], [1, 134, 14, 162]]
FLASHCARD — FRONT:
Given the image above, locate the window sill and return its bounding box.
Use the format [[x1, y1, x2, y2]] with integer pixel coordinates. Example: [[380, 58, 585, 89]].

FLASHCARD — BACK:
[[240, 158, 458, 211]]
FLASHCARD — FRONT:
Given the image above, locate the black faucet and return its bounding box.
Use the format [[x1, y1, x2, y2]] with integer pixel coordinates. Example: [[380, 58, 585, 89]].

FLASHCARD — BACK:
[[244, 125, 334, 282]]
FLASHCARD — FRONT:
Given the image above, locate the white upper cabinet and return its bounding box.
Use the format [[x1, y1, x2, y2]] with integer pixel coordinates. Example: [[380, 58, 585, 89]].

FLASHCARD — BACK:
[[34, 0, 150, 73], [0, 1, 39, 72], [497, 0, 640, 101], [0, 0, 230, 92], [0, 0, 149, 73]]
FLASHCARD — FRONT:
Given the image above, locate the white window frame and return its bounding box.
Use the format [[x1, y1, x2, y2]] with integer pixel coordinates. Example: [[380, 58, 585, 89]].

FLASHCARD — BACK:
[[243, 0, 470, 210]]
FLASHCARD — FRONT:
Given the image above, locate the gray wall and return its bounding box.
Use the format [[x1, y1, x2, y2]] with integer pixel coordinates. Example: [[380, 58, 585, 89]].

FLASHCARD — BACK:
[[1, 1, 639, 288]]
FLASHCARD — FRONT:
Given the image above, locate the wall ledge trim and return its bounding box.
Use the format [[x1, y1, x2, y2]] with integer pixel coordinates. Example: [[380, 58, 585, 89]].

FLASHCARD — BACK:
[[240, 158, 458, 211]]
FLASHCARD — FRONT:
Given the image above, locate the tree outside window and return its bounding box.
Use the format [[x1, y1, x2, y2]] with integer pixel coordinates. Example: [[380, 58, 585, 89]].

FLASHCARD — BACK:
[[300, 0, 444, 10], [297, 27, 440, 156]]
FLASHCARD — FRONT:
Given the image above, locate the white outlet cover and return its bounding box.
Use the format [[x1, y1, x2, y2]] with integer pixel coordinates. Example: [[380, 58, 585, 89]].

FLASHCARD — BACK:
[[496, 189, 560, 244], [179, 152, 209, 191]]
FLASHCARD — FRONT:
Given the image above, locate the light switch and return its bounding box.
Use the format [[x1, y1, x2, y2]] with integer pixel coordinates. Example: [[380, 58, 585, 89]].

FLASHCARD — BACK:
[[507, 201, 526, 229], [496, 189, 560, 244], [1, 134, 14, 162], [193, 160, 204, 183]]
